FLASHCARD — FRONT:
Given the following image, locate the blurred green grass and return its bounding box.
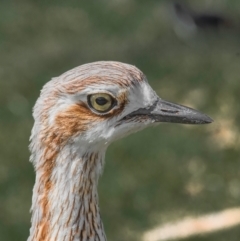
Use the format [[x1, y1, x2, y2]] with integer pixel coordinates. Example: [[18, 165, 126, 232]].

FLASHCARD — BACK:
[[0, 1, 240, 240]]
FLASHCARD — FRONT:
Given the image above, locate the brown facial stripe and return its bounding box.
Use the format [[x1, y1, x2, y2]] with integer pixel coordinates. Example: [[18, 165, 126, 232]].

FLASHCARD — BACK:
[[54, 91, 128, 139]]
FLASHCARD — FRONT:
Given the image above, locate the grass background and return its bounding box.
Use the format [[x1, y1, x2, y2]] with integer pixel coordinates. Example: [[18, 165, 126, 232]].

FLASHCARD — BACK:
[[0, 0, 240, 240]]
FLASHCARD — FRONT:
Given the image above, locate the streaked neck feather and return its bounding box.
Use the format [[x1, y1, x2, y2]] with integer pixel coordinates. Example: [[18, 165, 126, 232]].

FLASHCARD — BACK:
[[28, 143, 107, 241]]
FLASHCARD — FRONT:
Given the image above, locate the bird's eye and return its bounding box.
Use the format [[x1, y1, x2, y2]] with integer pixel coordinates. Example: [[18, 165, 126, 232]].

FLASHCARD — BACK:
[[88, 93, 116, 113]]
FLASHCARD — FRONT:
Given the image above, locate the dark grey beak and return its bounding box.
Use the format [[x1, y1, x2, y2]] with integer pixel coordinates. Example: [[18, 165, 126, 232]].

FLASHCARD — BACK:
[[128, 98, 213, 124]]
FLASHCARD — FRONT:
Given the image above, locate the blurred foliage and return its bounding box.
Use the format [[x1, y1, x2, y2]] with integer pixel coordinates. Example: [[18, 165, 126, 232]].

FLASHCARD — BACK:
[[0, 0, 240, 240]]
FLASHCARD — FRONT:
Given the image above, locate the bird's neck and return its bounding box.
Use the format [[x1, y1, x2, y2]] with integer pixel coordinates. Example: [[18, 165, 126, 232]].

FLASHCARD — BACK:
[[28, 142, 107, 241]]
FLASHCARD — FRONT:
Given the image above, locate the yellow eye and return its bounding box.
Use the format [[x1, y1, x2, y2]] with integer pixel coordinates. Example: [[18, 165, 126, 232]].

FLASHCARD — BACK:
[[88, 93, 116, 113]]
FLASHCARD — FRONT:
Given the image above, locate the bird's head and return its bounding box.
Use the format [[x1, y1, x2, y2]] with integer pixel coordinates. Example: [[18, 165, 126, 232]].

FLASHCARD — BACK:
[[32, 61, 212, 154]]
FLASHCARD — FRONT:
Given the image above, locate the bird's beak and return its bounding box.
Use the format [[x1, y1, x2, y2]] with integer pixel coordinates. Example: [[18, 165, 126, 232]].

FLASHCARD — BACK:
[[129, 98, 213, 124]]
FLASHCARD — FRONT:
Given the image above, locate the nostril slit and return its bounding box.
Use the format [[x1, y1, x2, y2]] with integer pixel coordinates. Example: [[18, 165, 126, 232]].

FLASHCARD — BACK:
[[161, 109, 179, 114]]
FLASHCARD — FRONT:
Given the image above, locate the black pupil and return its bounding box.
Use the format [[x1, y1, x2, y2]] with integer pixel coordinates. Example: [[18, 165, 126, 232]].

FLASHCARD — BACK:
[[96, 97, 108, 106]]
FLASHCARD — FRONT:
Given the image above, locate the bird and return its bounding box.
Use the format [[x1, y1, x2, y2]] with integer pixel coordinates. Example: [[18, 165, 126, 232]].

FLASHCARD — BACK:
[[27, 61, 212, 241]]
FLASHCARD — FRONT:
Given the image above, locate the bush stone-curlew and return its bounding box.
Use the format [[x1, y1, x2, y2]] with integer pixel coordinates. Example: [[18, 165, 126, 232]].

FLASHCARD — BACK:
[[27, 61, 212, 241]]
